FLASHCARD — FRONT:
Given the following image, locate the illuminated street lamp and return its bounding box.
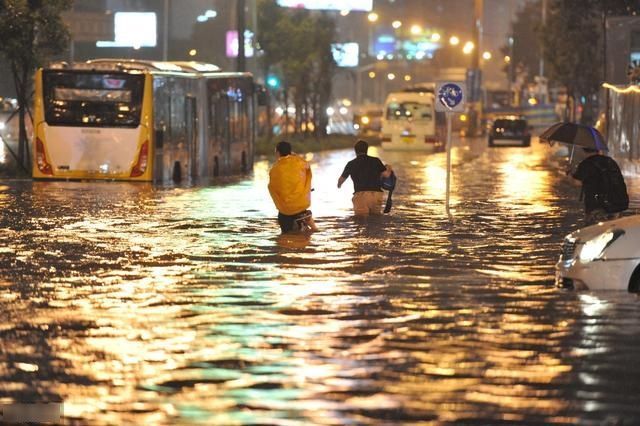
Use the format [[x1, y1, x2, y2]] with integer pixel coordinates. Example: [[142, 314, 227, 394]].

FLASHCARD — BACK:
[[368, 71, 376, 78], [431, 33, 441, 42], [482, 51, 491, 60], [387, 73, 396, 80], [449, 36, 460, 46], [392, 20, 402, 29], [367, 12, 379, 57], [410, 25, 422, 35], [462, 41, 474, 55]]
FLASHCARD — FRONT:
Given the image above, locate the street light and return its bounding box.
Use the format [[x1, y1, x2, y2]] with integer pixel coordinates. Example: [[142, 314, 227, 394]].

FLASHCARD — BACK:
[[367, 12, 378, 57], [449, 36, 460, 46], [392, 20, 402, 29]]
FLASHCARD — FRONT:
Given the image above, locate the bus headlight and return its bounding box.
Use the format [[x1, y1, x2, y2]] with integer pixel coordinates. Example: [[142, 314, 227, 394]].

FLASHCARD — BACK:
[[579, 229, 624, 262]]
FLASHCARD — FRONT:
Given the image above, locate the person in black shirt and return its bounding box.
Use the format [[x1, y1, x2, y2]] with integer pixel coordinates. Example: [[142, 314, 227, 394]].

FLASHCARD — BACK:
[[338, 139, 392, 215], [568, 147, 626, 225]]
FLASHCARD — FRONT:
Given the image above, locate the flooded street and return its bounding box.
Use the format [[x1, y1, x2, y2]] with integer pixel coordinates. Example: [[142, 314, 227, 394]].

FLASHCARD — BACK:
[[2, 137, 640, 425]]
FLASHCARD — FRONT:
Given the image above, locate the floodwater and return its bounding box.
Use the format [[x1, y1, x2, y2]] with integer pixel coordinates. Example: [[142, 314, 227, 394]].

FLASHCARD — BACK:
[[1, 137, 640, 425]]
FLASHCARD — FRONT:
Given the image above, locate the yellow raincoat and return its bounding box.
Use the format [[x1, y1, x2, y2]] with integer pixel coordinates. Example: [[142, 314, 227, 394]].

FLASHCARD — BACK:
[[268, 154, 312, 215]]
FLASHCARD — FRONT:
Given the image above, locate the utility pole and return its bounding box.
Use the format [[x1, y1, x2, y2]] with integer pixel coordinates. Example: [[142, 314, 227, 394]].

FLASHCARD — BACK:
[[237, 0, 246, 72], [470, 0, 483, 136], [163, 0, 169, 61], [540, 0, 546, 77]]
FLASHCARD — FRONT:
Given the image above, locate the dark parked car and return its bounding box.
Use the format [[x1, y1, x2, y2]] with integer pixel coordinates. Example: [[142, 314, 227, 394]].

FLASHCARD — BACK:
[[488, 116, 531, 147]]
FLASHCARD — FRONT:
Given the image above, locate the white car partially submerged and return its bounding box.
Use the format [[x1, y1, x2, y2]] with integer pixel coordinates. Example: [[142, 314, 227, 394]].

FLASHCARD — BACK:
[[556, 214, 640, 291]]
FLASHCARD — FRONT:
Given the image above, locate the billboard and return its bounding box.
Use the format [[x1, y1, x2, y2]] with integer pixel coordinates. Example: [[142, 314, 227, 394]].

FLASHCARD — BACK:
[[97, 12, 156, 48], [226, 30, 255, 58], [332, 43, 359, 67], [277, 0, 372, 11]]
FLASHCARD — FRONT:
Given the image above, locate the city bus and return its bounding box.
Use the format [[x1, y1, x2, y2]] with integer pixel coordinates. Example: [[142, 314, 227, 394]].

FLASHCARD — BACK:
[[33, 59, 258, 182], [380, 84, 445, 151]]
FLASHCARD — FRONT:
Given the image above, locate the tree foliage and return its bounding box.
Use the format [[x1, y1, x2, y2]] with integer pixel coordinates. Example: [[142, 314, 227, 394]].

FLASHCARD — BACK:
[[505, 0, 640, 123], [500, 0, 542, 85], [541, 0, 601, 100], [257, 0, 337, 138], [0, 0, 71, 172]]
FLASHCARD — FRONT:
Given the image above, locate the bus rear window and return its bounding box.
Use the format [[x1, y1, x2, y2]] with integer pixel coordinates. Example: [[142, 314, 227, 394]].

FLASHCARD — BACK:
[[43, 71, 144, 127]]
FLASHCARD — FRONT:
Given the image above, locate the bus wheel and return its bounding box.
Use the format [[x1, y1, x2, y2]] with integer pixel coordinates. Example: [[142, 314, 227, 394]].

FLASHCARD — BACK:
[[241, 151, 247, 173], [214, 157, 219, 177], [172, 161, 182, 183]]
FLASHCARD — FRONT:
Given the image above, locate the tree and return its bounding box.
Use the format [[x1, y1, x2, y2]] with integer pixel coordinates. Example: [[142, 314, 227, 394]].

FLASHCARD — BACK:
[[0, 0, 71, 174], [503, 0, 640, 123], [500, 1, 542, 89], [541, 0, 601, 122], [257, 0, 337, 138]]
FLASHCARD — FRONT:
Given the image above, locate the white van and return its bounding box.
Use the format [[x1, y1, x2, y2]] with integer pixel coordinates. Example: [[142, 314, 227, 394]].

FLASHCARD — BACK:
[[380, 86, 444, 151]]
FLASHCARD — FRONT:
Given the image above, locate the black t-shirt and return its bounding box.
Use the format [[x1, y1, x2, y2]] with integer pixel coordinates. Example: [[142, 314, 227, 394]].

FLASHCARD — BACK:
[[573, 154, 622, 213], [341, 154, 386, 193]]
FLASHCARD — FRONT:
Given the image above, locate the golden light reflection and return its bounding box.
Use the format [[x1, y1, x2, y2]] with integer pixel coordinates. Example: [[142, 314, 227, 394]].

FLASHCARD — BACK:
[[496, 150, 553, 214], [420, 159, 459, 206]]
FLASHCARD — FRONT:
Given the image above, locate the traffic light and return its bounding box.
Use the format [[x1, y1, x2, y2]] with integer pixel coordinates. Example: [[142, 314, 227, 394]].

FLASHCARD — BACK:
[[266, 75, 280, 89]]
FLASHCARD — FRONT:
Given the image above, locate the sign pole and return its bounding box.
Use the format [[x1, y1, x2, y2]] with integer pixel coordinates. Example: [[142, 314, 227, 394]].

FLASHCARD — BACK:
[[445, 112, 453, 221], [436, 81, 465, 223]]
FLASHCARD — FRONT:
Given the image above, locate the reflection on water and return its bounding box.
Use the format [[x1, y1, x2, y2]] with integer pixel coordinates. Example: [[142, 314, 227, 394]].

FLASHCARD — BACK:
[[1, 138, 640, 425]]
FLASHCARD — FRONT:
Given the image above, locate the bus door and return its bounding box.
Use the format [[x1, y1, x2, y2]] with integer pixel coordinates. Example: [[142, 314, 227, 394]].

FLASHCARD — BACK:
[[185, 96, 197, 179], [212, 92, 230, 175]]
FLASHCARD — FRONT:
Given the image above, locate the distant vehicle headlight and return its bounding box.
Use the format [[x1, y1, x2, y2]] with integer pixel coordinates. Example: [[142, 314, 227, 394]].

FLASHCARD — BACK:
[[579, 229, 625, 262]]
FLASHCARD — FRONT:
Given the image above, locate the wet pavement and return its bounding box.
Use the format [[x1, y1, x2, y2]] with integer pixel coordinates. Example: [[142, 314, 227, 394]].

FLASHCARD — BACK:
[[1, 136, 640, 425]]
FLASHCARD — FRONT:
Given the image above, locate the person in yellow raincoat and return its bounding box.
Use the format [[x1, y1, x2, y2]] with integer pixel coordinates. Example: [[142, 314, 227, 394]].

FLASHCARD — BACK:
[[268, 141, 318, 233]]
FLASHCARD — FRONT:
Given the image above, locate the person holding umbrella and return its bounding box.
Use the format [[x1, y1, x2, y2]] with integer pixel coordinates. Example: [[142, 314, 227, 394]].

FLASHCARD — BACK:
[[540, 122, 629, 225]]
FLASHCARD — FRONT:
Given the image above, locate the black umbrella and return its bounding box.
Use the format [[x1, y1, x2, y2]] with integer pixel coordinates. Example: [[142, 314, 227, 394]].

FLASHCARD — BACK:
[[539, 121, 608, 164], [539, 122, 608, 151]]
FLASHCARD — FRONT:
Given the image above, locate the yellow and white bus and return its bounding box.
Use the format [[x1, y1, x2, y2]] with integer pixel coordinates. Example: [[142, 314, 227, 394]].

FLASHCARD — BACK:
[[33, 59, 258, 182]]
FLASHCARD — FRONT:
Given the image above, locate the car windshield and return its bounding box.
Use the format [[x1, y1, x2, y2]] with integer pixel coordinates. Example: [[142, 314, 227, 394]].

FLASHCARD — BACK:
[[494, 119, 526, 132], [43, 70, 144, 128]]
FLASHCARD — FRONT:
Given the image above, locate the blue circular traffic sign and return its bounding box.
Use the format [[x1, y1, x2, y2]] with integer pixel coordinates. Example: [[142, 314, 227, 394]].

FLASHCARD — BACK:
[[438, 83, 463, 110]]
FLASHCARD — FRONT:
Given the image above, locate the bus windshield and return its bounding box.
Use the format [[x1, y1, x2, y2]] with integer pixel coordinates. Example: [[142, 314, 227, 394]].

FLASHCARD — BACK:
[[386, 101, 433, 121], [43, 71, 144, 128]]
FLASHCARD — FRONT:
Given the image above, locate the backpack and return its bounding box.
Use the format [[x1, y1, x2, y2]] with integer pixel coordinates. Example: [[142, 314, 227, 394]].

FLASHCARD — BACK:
[[381, 171, 397, 191], [593, 159, 629, 213]]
